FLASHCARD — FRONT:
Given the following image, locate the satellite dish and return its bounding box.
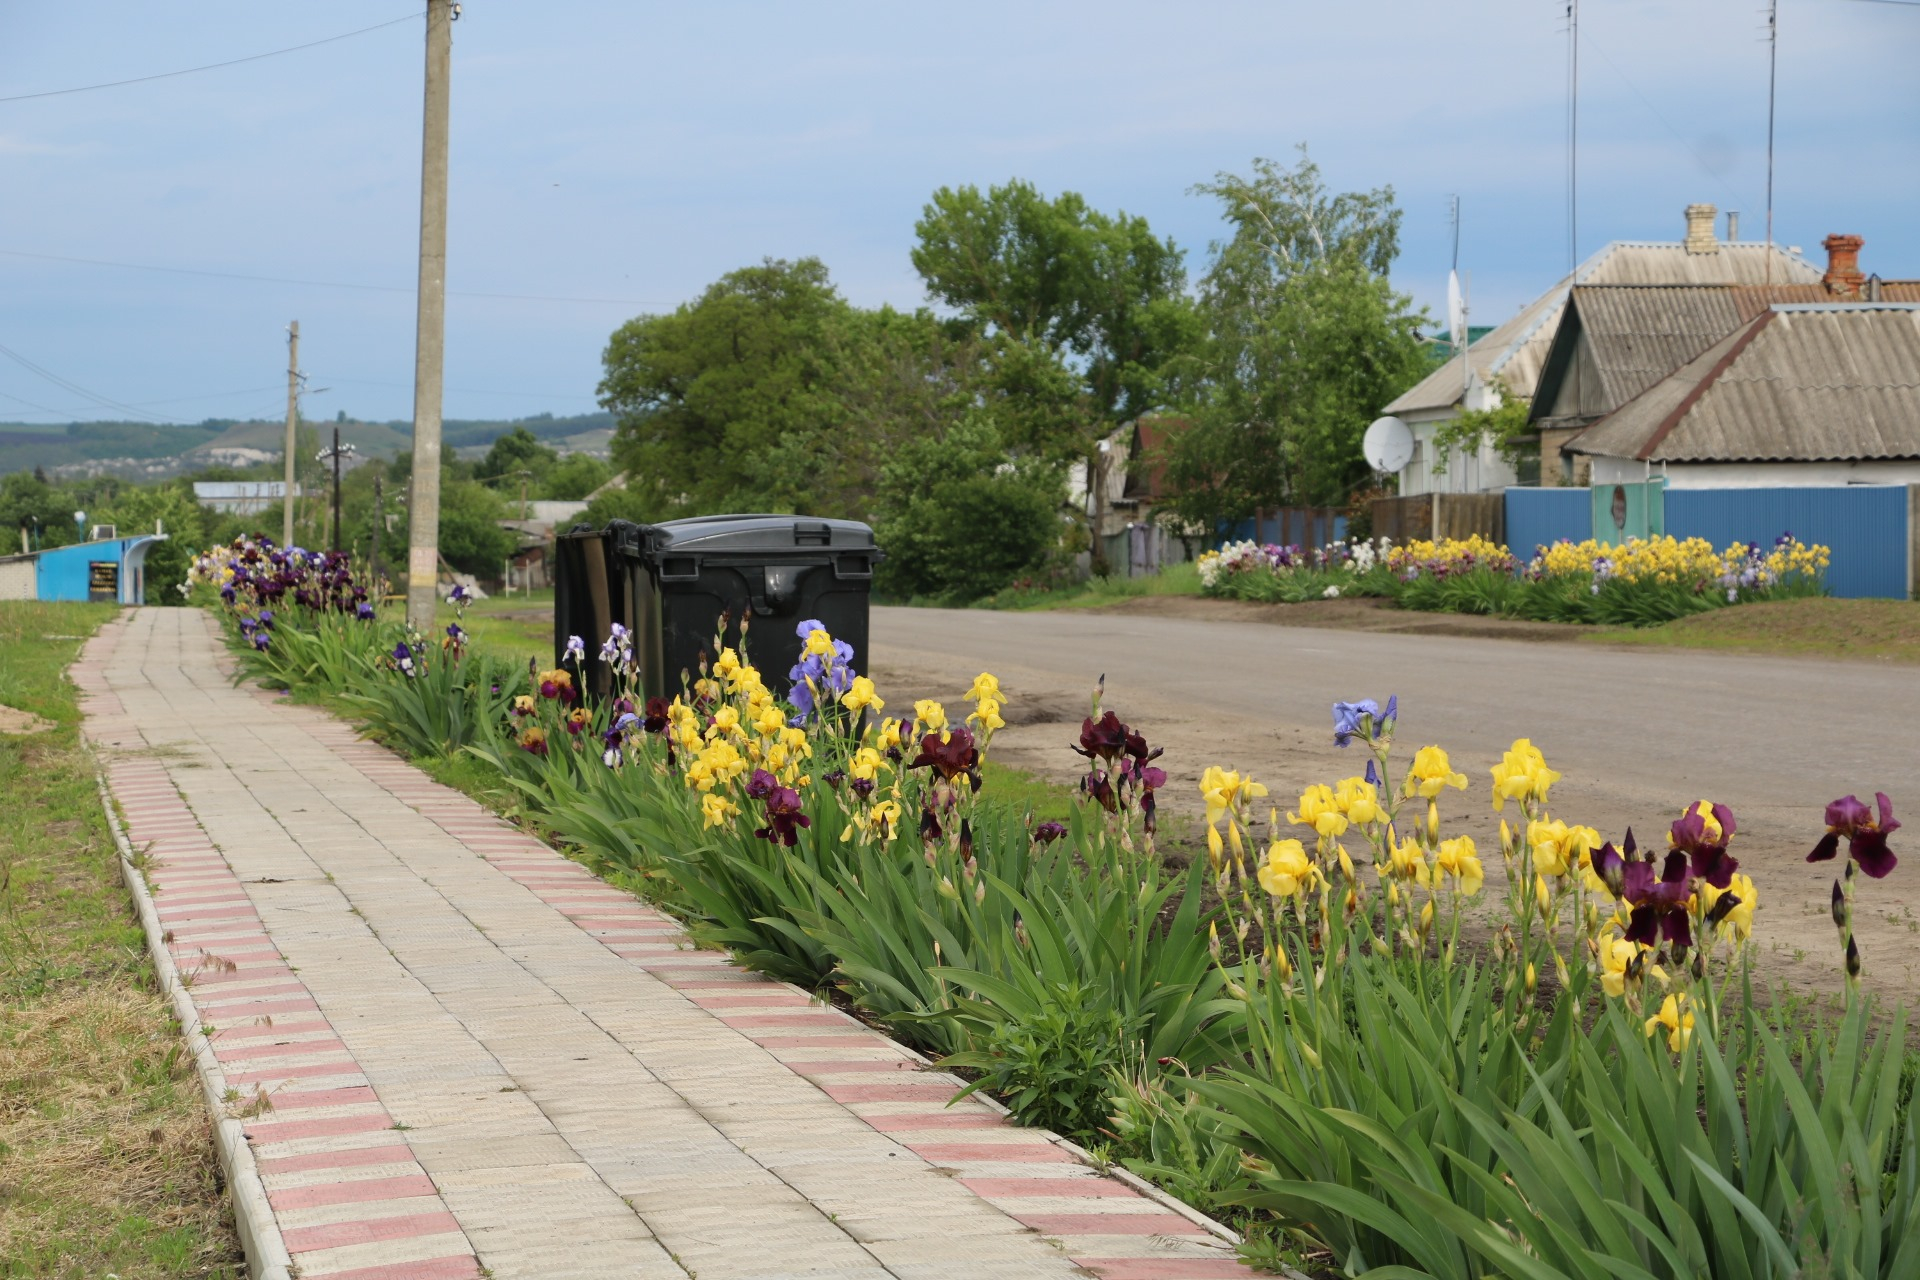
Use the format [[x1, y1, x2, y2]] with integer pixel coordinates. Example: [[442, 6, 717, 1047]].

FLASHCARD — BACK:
[[1362, 416, 1414, 474]]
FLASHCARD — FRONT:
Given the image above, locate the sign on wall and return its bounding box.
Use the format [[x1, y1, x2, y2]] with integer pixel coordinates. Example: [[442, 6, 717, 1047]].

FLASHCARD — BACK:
[[1591, 480, 1666, 544]]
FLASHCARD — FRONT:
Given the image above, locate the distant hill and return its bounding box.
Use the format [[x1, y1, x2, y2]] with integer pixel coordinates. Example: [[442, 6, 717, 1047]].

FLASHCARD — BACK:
[[0, 411, 616, 480]]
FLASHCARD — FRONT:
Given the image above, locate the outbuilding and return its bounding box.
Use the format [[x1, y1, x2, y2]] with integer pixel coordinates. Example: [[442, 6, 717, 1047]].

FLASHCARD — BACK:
[[0, 534, 168, 604]]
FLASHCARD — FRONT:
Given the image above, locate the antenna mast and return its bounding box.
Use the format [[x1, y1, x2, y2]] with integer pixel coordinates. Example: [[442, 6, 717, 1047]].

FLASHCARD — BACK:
[[1765, 0, 1778, 291], [1567, 0, 1579, 274]]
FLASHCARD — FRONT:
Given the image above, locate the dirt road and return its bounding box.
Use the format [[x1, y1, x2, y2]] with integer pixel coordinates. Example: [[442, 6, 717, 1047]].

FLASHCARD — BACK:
[[869, 604, 1920, 1001]]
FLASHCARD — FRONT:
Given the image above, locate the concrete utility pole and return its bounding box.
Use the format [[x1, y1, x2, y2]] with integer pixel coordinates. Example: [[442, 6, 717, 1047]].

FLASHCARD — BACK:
[[405, 0, 454, 628], [371, 475, 384, 592], [283, 320, 299, 549]]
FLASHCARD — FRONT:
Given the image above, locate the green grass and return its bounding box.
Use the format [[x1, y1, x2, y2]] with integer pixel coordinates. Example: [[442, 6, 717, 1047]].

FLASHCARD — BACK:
[[446, 590, 553, 667], [0, 602, 242, 1280], [973, 562, 1203, 611], [1587, 596, 1920, 662]]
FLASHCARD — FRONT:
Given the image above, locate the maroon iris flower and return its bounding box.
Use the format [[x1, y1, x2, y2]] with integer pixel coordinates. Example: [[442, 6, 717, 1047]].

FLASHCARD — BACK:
[[1119, 755, 1168, 832], [754, 786, 811, 847], [1669, 803, 1739, 889], [1809, 793, 1900, 878], [1032, 821, 1068, 845], [745, 768, 778, 801], [1084, 771, 1117, 813], [642, 697, 672, 735], [910, 727, 980, 782], [1623, 850, 1693, 950], [1073, 712, 1129, 763]]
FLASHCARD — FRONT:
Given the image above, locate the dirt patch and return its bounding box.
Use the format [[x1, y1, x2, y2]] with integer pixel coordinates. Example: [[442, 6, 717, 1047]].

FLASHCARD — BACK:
[[0, 704, 54, 735], [1084, 593, 1593, 643]]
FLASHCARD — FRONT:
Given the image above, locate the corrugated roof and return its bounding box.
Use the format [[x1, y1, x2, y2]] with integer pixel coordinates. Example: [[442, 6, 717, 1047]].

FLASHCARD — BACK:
[[1384, 240, 1820, 415], [1570, 286, 1746, 409], [1568, 305, 1920, 463]]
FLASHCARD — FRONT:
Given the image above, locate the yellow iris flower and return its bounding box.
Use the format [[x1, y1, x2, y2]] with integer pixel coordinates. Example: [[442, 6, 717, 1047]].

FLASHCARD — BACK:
[[1645, 993, 1695, 1052], [1333, 776, 1382, 826], [1379, 836, 1430, 885], [1199, 767, 1267, 828], [841, 676, 885, 714], [1257, 839, 1318, 899], [1404, 746, 1469, 799], [1490, 739, 1561, 811], [964, 672, 1003, 703], [1700, 872, 1757, 942], [805, 628, 834, 657], [713, 647, 741, 678], [914, 700, 949, 733], [702, 792, 739, 829], [1288, 784, 1349, 840], [1433, 836, 1484, 896], [968, 697, 1006, 732]]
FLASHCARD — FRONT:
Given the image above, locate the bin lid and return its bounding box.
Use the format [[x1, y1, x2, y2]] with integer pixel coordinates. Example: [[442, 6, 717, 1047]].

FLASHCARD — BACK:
[[651, 514, 875, 554]]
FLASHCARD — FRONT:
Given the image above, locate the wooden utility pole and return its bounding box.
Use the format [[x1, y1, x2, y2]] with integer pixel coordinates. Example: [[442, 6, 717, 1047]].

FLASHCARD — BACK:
[[371, 475, 384, 591], [405, 0, 454, 628], [283, 320, 299, 549]]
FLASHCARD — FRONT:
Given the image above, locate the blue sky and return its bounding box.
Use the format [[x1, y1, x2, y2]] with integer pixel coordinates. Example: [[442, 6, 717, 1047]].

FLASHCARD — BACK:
[[1, 0, 1914, 428]]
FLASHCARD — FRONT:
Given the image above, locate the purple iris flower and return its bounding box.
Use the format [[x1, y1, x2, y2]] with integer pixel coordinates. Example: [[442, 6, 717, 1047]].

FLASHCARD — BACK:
[[251, 631, 270, 651], [794, 617, 827, 638], [258, 610, 275, 629], [1810, 793, 1900, 879], [392, 642, 416, 678], [1032, 821, 1068, 845], [564, 634, 586, 665], [754, 786, 811, 847], [355, 601, 375, 621], [1622, 849, 1694, 950], [1669, 802, 1739, 889], [1332, 695, 1395, 747], [745, 768, 779, 801]]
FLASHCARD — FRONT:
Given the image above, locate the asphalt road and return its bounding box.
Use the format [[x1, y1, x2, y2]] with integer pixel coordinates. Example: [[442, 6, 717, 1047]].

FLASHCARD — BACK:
[[869, 604, 1920, 999]]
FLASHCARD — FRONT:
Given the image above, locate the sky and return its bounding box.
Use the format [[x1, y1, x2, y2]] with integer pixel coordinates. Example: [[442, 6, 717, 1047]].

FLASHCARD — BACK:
[[1, 0, 1915, 429]]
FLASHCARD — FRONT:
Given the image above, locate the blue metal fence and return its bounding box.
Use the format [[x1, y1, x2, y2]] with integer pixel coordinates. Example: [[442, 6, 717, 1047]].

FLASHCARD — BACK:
[[1667, 487, 1911, 600], [1505, 488, 1591, 563], [1501, 485, 1913, 599]]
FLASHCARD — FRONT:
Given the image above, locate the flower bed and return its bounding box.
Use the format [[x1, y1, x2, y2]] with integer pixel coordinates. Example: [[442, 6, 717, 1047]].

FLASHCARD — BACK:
[[199, 534, 1910, 1276], [1199, 532, 1831, 626]]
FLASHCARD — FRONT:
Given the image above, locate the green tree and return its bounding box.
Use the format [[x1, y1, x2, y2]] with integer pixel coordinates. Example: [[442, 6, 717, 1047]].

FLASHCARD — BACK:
[[599, 257, 857, 520], [1165, 148, 1428, 522], [540, 452, 612, 501], [100, 483, 208, 604], [911, 180, 1198, 430], [436, 479, 518, 577], [873, 417, 1064, 603], [0, 472, 81, 551], [474, 426, 558, 486]]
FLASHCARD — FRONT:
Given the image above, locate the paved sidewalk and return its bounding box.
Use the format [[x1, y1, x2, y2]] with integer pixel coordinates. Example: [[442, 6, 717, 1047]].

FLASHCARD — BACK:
[[77, 609, 1249, 1280]]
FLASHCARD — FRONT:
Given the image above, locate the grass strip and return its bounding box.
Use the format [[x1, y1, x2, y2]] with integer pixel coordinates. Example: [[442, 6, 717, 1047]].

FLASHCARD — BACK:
[[0, 601, 243, 1280]]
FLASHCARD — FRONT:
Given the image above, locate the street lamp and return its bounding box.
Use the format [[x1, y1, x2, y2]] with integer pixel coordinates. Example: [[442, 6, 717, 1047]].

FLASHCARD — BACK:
[[315, 429, 357, 554]]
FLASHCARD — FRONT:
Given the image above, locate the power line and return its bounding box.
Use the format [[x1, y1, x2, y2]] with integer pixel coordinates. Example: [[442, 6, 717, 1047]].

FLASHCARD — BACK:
[[0, 12, 423, 104], [0, 248, 673, 308], [0, 341, 184, 422], [323, 376, 601, 402], [0, 383, 287, 418]]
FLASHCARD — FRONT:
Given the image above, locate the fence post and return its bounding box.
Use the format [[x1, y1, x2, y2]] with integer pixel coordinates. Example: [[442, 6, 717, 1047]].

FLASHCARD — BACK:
[[1910, 485, 1920, 599]]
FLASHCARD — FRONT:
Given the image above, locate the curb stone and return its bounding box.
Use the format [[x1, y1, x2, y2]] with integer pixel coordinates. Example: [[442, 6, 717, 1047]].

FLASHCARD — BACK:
[[93, 768, 294, 1280]]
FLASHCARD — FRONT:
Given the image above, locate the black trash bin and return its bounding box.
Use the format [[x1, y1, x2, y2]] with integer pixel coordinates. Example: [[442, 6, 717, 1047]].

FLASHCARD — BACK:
[[555, 515, 881, 704]]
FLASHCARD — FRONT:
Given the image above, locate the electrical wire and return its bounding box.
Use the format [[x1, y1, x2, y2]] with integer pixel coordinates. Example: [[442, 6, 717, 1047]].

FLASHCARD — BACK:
[[0, 12, 423, 104], [0, 248, 672, 308], [0, 341, 183, 422]]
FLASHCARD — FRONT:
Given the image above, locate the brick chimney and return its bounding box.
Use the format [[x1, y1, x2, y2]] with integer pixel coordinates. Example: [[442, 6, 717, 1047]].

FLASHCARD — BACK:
[[1824, 234, 1865, 297], [1684, 203, 1719, 254]]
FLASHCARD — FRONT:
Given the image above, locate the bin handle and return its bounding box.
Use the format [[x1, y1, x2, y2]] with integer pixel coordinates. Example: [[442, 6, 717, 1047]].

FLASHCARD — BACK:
[[831, 553, 873, 581], [793, 522, 832, 546]]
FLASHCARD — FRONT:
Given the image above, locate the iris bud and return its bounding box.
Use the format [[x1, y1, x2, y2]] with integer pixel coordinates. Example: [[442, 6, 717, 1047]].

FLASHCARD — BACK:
[[1426, 800, 1440, 843], [1419, 900, 1435, 934], [1847, 935, 1863, 977], [1831, 880, 1847, 928], [1525, 962, 1538, 994]]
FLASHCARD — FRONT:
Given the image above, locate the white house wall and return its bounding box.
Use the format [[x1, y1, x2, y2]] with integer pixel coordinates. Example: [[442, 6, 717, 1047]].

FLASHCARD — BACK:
[[0, 559, 35, 600], [1396, 412, 1522, 496], [1589, 457, 1920, 489]]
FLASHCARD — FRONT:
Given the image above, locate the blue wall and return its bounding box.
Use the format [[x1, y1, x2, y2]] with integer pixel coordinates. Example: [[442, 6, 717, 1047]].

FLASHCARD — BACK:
[[1667, 487, 1910, 600], [34, 537, 158, 604], [1502, 486, 1913, 599], [1223, 511, 1349, 549], [1506, 488, 1591, 564]]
